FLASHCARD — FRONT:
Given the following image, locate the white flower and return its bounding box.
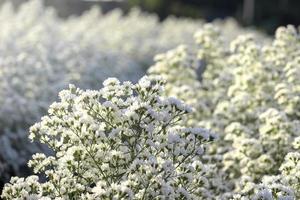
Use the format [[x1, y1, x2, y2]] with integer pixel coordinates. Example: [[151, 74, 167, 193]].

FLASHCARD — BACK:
[[1, 76, 215, 199]]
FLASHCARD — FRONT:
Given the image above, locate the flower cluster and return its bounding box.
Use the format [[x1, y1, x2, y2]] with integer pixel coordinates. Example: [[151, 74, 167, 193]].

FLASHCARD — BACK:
[[0, 0, 203, 180], [1, 76, 217, 199], [148, 24, 233, 129], [0, 0, 268, 180], [3, 0, 299, 198], [220, 26, 300, 199], [148, 24, 300, 199]]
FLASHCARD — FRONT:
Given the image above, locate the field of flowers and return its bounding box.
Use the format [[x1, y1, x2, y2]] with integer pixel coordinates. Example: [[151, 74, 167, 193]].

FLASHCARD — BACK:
[[1, 0, 299, 199]]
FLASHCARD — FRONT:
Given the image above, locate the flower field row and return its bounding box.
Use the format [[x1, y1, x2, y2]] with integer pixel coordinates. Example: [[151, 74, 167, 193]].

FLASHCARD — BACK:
[[0, 0, 263, 181], [2, 0, 299, 200]]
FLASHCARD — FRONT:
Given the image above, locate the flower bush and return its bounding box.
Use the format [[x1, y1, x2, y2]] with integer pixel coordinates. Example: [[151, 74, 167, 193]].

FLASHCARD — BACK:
[[1, 76, 218, 199], [219, 26, 300, 199], [148, 24, 300, 199], [0, 0, 203, 179], [2, 0, 300, 198], [0, 0, 267, 181]]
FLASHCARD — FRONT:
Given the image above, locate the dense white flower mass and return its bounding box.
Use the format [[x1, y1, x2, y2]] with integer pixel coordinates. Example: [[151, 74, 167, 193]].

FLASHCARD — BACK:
[[0, 0, 267, 180], [1, 76, 217, 199], [0, 0, 203, 179], [2, 0, 300, 198], [148, 24, 300, 199]]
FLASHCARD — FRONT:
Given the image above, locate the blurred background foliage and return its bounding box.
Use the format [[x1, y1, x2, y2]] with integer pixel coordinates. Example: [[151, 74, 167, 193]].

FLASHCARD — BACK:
[[128, 0, 300, 34], [1, 0, 299, 34]]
